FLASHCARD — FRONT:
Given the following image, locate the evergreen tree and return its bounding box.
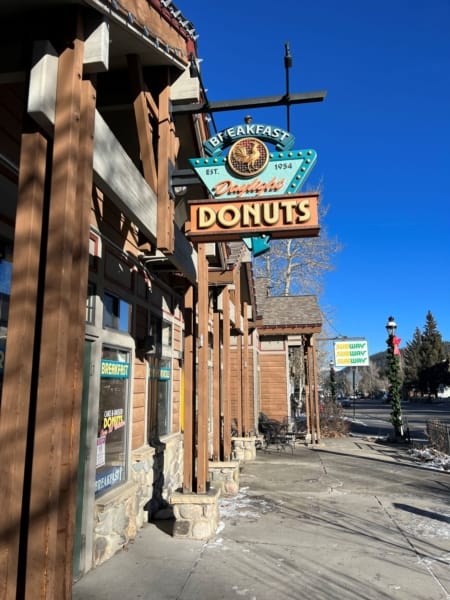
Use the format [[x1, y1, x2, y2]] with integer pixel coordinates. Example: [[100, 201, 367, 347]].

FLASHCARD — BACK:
[[402, 327, 422, 396], [418, 311, 447, 397]]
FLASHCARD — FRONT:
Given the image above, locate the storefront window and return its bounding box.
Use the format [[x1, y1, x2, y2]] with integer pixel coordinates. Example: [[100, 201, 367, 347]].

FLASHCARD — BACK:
[[96, 347, 130, 496], [147, 315, 173, 440], [148, 356, 172, 438], [157, 358, 171, 436]]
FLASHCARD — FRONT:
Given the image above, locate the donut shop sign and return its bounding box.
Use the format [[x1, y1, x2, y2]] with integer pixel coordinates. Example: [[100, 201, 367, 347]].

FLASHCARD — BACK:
[[187, 123, 320, 242]]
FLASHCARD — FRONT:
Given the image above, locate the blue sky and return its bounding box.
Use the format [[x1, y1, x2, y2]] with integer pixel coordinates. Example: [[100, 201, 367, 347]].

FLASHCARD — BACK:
[[177, 0, 450, 355]]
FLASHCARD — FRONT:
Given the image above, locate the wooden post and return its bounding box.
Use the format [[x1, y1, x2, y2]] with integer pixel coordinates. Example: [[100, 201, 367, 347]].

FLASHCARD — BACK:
[[306, 338, 318, 444], [0, 123, 47, 600], [127, 54, 158, 192], [196, 243, 209, 492], [305, 336, 314, 441], [25, 13, 85, 597], [242, 301, 249, 434], [56, 76, 96, 598], [183, 284, 195, 493], [157, 76, 175, 252], [221, 288, 232, 459], [311, 338, 321, 442], [212, 307, 221, 460], [233, 269, 242, 435]]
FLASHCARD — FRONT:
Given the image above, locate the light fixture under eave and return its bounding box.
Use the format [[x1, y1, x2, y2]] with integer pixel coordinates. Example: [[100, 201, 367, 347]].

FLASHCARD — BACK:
[[160, 0, 173, 7]]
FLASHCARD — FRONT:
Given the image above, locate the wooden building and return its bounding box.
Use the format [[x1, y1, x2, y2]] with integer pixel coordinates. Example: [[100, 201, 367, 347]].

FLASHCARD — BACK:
[[0, 1, 323, 597], [255, 278, 323, 441]]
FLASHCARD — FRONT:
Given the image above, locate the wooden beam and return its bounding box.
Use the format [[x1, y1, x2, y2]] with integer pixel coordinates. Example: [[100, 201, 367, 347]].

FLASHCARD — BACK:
[[0, 124, 47, 600], [311, 340, 321, 442], [127, 54, 158, 192], [242, 301, 249, 434], [26, 14, 84, 597], [212, 308, 221, 461], [221, 288, 232, 460], [157, 80, 175, 252], [208, 269, 233, 285], [234, 268, 242, 436], [306, 339, 317, 444], [182, 284, 195, 493], [196, 243, 209, 492], [56, 75, 96, 598]]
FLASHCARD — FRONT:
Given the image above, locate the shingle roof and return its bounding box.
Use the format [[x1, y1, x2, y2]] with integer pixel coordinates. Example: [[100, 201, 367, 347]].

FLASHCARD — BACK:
[[260, 295, 322, 328], [254, 277, 322, 329]]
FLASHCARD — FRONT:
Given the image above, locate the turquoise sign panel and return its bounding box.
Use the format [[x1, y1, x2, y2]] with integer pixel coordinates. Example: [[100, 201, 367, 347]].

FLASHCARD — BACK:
[[100, 359, 130, 379], [189, 149, 317, 199]]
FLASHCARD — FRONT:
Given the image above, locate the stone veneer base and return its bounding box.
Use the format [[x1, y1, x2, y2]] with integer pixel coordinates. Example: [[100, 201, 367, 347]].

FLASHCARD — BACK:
[[232, 436, 258, 461], [169, 486, 220, 540], [208, 460, 240, 496]]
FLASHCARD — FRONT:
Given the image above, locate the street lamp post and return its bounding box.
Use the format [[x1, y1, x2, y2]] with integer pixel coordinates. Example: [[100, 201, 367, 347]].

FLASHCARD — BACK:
[[385, 316, 404, 440], [329, 360, 337, 402]]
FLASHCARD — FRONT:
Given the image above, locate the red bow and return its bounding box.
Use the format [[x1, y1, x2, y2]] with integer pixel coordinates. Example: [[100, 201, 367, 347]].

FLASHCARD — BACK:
[[393, 336, 401, 355]]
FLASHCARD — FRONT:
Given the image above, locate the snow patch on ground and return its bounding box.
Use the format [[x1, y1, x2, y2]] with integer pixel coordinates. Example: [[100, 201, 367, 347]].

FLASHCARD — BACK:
[[407, 447, 450, 471]]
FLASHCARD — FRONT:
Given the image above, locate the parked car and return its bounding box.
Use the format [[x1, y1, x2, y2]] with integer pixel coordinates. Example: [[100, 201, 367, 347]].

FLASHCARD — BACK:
[[339, 397, 352, 408]]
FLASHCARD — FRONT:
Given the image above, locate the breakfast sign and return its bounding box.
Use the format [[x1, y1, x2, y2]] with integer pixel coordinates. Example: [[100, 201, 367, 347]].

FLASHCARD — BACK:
[[187, 123, 320, 242]]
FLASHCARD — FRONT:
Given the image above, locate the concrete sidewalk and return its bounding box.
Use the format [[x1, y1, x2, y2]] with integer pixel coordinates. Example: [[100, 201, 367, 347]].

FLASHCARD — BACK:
[[73, 437, 450, 599]]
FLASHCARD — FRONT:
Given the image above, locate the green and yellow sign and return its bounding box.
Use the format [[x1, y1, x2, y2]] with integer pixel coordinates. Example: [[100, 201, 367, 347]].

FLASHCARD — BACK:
[[334, 340, 369, 367]]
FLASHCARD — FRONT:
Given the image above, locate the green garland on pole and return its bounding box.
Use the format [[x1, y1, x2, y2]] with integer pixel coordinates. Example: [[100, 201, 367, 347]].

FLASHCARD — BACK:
[[386, 318, 404, 440]]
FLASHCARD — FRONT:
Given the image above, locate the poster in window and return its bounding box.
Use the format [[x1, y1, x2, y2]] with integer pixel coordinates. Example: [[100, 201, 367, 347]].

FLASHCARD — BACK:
[[96, 349, 130, 495]]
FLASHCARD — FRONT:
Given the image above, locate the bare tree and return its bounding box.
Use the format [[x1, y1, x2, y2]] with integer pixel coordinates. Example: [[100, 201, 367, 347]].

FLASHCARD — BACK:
[[255, 191, 342, 418], [255, 196, 342, 296]]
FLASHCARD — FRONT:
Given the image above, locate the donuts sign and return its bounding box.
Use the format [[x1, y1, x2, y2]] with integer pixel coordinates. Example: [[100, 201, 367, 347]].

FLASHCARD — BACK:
[[188, 123, 320, 241]]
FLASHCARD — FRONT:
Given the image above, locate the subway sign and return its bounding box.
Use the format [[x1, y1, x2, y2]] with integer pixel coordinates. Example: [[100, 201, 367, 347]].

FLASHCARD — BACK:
[[187, 123, 319, 242], [334, 340, 369, 367]]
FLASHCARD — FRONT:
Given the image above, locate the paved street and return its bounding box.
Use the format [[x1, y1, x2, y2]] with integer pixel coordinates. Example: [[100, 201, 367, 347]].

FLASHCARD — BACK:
[[343, 397, 450, 442], [73, 436, 450, 600]]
